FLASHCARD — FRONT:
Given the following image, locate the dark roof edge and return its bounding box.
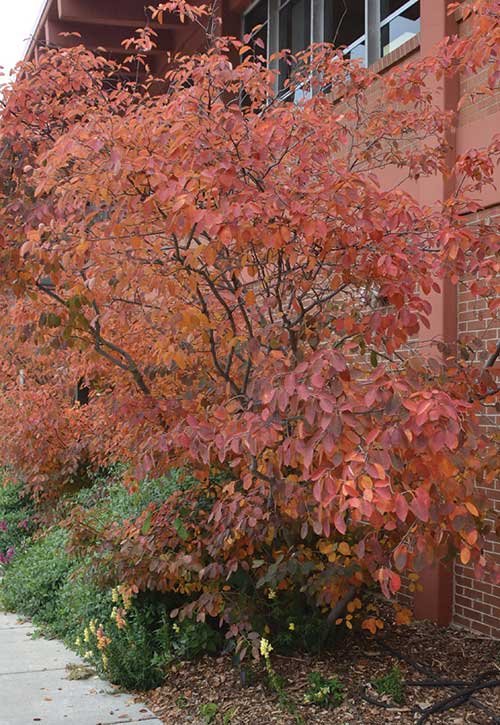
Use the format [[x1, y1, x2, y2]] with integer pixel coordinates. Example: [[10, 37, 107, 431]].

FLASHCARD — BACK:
[[24, 0, 53, 61]]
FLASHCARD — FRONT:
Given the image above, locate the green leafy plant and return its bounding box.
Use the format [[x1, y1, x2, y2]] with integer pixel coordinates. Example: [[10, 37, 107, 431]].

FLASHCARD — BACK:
[[304, 671, 344, 708], [199, 702, 219, 723], [260, 590, 346, 655], [0, 468, 226, 691], [73, 587, 174, 690], [260, 637, 304, 725], [171, 618, 222, 660], [0, 528, 70, 625], [175, 694, 189, 709], [0, 476, 34, 568], [373, 665, 405, 704]]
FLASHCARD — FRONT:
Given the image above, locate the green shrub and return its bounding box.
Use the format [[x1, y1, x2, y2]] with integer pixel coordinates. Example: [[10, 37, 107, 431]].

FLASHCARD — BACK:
[[74, 589, 222, 689], [373, 665, 405, 704], [74, 587, 172, 690], [304, 671, 344, 708], [73, 467, 194, 525], [247, 589, 345, 656], [53, 572, 112, 643], [0, 477, 34, 567], [171, 618, 222, 660], [0, 467, 223, 690], [0, 528, 70, 626]]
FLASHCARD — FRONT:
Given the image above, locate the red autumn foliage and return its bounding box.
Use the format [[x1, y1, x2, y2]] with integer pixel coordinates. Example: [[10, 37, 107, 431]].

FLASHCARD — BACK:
[[0, 0, 498, 641]]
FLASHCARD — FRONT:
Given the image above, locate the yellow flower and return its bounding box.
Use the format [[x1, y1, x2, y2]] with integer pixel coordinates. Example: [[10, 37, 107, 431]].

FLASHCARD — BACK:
[[288, 622, 295, 631], [102, 653, 108, 669], [83, 628, 90, 643], [111, 587, 120, 604], [83, 650, 93, 660], [89, 620, 96, 635], [267, 589, 277, 600], [173, 623, 180, 634], [260, 637, 273, 658], [75, 636, 81, 647]]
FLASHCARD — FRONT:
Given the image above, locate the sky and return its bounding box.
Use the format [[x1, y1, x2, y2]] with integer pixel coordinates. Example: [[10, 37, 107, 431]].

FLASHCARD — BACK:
[[0, 0, 45, 79]]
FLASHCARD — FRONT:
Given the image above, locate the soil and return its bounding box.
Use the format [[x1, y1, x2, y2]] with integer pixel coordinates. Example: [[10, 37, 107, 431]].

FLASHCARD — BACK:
[[143, 620, 500, 725]]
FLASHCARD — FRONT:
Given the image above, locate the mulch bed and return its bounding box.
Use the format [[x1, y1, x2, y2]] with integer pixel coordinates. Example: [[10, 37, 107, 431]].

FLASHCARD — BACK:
[[143, 621, 500, 724]]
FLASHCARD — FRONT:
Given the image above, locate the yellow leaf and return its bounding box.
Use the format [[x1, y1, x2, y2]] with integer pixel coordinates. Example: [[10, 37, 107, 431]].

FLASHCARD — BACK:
[[347, 598, 361, 613], [318, 540, 335, 556], [395, 607, 412, 625], [359, 475, 373, 490], [361, 618, 377, 634]]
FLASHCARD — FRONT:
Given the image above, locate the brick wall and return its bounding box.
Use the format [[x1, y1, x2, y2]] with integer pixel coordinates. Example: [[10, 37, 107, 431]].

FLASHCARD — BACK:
[[453, 205, 500, 639], [458, 13, 500, 125]]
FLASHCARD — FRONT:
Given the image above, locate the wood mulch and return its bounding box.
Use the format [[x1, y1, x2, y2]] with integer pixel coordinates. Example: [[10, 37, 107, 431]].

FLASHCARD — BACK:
[[143, 621, 499, 724]]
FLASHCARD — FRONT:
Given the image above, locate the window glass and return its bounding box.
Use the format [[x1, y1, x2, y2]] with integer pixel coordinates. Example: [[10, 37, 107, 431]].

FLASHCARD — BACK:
[[381, 0, 420, 56], [278, 0, 311, 90], [243, 0, 268, 58], [279, 0, 311, 55], [324, 0, 365, 49], [347, 38, 366, 62]]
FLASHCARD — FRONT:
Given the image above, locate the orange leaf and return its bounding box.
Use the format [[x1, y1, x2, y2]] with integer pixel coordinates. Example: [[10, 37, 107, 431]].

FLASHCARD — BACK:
[[338, 541, 351, 556], [460, 547, 471, 566], [465, 502, 479, 517]]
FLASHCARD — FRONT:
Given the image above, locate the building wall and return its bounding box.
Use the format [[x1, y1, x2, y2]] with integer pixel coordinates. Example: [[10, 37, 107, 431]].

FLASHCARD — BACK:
[[452, 10, 500, 639], [454, 205, 500, 639]]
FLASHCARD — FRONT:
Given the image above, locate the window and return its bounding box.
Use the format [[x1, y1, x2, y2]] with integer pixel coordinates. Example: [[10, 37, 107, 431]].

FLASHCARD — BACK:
[[324, 0, 366, 63], [279, 0, 311, 90], [242, 0, 420, 88], [380, 0, 420, 56], [243, 0, 269, 60]]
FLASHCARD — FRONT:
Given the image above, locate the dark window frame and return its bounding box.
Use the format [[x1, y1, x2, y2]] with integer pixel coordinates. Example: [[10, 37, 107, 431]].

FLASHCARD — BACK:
[[242, 0, 420, 94]]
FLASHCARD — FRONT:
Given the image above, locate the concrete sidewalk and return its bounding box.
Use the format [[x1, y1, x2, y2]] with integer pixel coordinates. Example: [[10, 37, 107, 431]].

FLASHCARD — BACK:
[[0, 612, 163, 725]]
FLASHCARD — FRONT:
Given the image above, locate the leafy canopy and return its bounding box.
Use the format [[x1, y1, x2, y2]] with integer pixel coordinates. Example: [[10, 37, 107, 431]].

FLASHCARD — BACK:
[[0, 0, 498, 644]]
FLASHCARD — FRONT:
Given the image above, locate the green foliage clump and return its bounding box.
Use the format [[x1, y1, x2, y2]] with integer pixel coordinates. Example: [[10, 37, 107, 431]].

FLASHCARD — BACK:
[[0, 468, 222, 690], [251, 589, 345, 656], [199, 702, 219, 723], [0, 528, 70, 626], [304, 671, 344, 708], [0, 477, 34, 567], [53, 572, 112, 642], [171, 618, 222, 660], [74, 588, 173, 690], [373, 665, 405, 704], [73, 586, 221, 690], [73, 466, 194, 524]]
